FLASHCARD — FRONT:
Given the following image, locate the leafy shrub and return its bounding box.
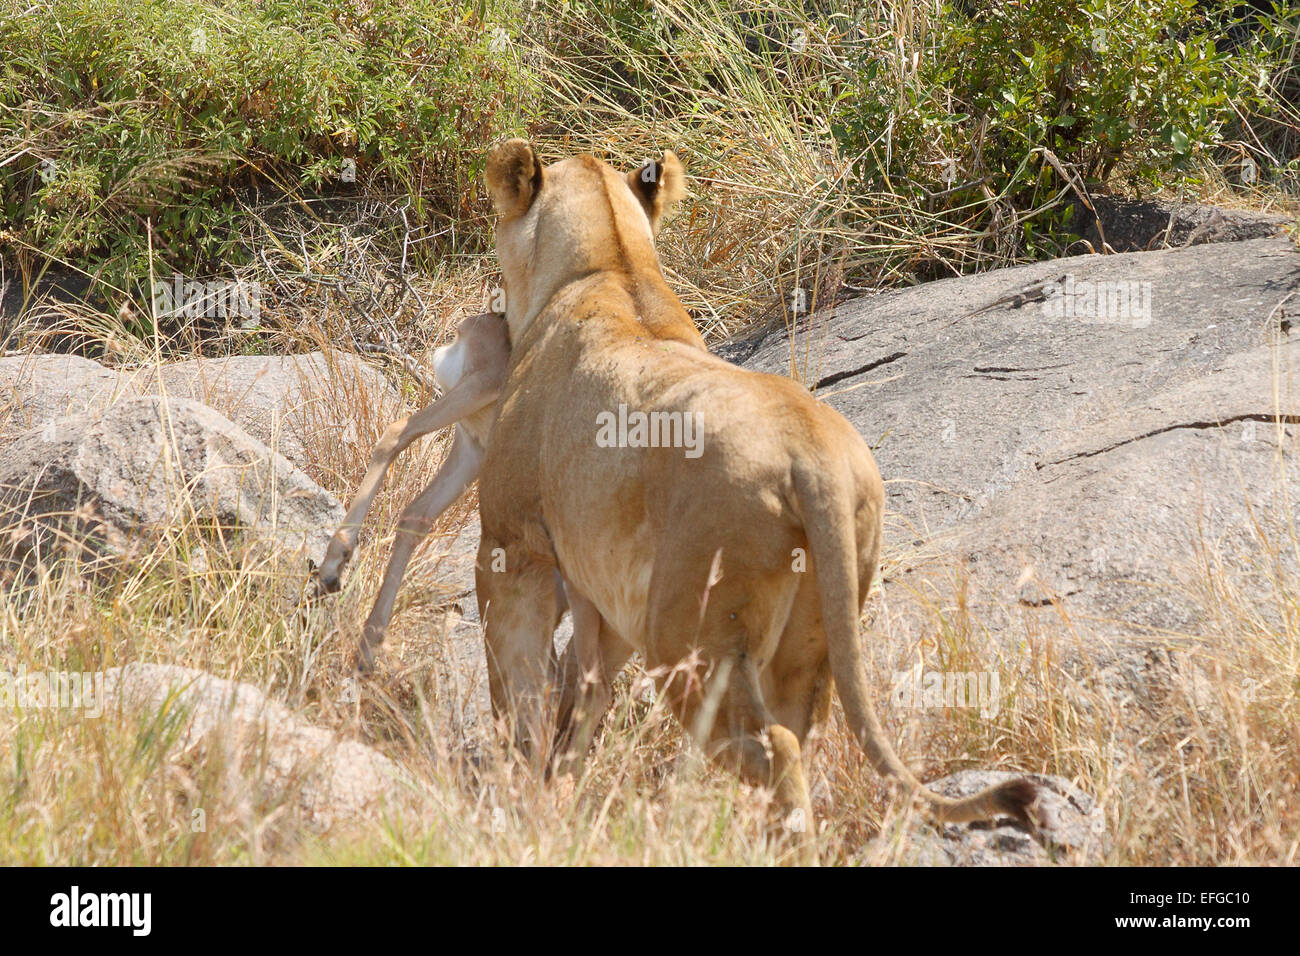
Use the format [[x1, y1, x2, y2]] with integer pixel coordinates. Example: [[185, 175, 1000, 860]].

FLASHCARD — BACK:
[[1229, 2, 1300, 190], [0, 0, 532, 309], [832, 0, 1273, 263]]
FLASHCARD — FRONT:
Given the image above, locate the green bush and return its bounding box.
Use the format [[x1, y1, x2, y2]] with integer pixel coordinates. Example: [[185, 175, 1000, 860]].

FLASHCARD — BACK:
[[1232, 3, 1300, 190], [832, 0, 1273, 261], [0, 0, 532, 306]]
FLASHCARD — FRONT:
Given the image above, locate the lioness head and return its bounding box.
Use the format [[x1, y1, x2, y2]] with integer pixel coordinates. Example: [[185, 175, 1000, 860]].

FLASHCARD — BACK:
[[484, 140, 685, 335]]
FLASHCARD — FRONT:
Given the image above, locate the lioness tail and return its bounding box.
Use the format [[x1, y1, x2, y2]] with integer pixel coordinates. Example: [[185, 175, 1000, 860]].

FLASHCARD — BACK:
[[793, 460, 1038, 828]]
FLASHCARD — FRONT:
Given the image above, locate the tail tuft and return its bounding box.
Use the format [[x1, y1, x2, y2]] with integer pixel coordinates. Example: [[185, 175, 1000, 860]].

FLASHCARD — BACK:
[[992, 777, 1040, 827]]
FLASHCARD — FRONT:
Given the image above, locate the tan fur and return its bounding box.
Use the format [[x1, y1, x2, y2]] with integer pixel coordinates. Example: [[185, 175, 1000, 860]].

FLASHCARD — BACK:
[[475, 138, 1040, 830]]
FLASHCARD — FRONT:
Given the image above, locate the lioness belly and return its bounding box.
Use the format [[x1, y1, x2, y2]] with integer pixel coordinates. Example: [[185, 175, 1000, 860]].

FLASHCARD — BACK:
[[551, 516, 653, 648]]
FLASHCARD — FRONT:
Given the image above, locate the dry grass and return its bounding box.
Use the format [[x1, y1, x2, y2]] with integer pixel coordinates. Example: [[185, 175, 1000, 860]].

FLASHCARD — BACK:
[[2, 0, 1297, 867], [2, 339, 1297, 866]]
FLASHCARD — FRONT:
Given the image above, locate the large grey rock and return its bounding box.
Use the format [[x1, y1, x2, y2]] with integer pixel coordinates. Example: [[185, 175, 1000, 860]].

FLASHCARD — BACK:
[[150, 351, 401, 471], [101, 662, 414, 831], [1075, 196, 1292, 252], [429, 511, 483, 610], [0, 353, 136, 435], [0, 350, 400, 472], [425, 607, 494, 739], [0, 396, 344, 569], [734, 237, 1300, 643]]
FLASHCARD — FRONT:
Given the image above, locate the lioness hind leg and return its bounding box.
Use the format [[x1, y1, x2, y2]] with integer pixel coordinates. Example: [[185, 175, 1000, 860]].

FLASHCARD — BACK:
[[721, 657, 814, 837], [765, 568, 833, 746], [658, 647, 815, 846], [640, 546, 814, 852]]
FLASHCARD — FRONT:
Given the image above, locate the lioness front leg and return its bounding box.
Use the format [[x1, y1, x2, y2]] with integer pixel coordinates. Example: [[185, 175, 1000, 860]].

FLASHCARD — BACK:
[[477, 540, 565, 768]]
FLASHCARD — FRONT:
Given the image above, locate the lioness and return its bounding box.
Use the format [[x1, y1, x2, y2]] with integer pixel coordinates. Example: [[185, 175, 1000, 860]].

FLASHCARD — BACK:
[[476, 139, 1038, 828]]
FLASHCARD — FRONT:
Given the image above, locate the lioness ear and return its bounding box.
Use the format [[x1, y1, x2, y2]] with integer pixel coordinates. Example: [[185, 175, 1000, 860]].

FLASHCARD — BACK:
[[486, 139, 544, 219], [627, 150, 685, 237]]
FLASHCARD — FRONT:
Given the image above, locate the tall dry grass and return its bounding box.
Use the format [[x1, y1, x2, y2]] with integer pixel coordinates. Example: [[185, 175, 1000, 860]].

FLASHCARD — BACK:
[[2, 342, 1297, 865], [2, 0, 1297, 867]]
